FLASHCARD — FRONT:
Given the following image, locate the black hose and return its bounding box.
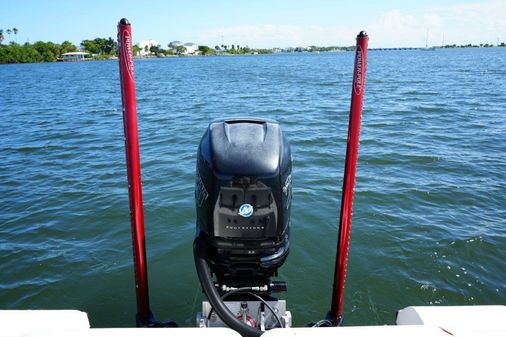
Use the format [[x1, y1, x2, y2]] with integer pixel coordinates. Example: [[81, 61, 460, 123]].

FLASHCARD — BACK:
[[194, 238, 263, 337]]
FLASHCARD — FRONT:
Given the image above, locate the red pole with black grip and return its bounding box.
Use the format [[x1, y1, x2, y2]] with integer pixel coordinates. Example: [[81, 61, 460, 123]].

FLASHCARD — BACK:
[[117, 18, 151, 326], [329, 31, 369, 324]]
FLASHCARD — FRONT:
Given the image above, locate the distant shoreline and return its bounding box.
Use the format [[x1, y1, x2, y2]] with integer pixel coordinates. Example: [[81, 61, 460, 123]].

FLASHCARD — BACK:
[[1, 44, 505, 65]]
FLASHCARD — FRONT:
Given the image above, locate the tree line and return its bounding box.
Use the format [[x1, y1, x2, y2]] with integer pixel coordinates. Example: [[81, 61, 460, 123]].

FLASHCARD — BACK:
[[0, 30, 119, 64], [0, 41, 79, 63], [140, 43, 274, 57]]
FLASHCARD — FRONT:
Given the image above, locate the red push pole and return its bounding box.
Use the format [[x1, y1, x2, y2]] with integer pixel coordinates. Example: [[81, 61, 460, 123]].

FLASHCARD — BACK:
[[117, 18, 151, 326], [329, 31, 369, 324]]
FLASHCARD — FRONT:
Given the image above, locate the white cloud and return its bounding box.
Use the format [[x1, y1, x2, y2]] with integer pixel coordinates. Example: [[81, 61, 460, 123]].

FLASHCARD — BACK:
[[423, 0, 506, 45], [367, 0, 506, 47], [195, 0, 506, 48], [365, 10, 445, 48], [198, 24, 356, 48]]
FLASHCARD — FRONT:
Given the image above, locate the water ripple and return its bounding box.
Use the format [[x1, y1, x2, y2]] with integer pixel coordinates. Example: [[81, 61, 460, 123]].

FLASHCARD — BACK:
[[1, 49, 505, 327]]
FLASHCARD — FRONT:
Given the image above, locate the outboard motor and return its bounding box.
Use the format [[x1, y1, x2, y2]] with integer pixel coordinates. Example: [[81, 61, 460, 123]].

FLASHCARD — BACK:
[[194, 118, 292, 336]]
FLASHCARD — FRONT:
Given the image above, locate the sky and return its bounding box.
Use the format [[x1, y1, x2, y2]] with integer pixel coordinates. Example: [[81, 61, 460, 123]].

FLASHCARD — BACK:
[[1, 0, 505, 48]]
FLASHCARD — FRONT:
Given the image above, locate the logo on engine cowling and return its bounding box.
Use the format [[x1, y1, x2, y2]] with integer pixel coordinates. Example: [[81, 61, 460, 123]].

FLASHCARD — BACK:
[[238, 203, 254, 217]]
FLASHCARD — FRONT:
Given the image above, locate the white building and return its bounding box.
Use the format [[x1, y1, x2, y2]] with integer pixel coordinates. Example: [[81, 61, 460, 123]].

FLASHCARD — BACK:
[[183, 42, 199, 55], [168, 41, 199, 55], [136, 40, 159, 56]]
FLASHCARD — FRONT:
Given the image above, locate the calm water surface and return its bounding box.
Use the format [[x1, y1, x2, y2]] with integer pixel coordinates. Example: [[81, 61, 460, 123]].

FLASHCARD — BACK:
[[1, 48, 505, 327]]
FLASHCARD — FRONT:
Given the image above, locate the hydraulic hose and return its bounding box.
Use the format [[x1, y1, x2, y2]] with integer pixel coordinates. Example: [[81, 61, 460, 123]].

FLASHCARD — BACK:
[[194, 238, 263, 337]]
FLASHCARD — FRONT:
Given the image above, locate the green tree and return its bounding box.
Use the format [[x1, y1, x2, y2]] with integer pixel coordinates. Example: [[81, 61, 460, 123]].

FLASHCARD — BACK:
[[13, 28, 18, 42], [133, 44, 141, 56], [6, 28, 12, 42], [81, 40, 99, 54], [0, 29, 4, 44], [0, 41, 46, 63], [214, 45, 220, 50], [174, 45, 186, 55], [60, 40, 77, 54], [20, 43, 43, 62], [198, 45, 212, 55], [103, 37, 117, 55], [33, 41, 56, 61], [149, 44, 165, 55], [80, 37, 117, 56]]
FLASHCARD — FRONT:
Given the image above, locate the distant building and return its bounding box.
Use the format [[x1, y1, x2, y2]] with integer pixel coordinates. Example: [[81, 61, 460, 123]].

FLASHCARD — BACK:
[[61, 52, 90, 61], [183, 43, 199, 54], [137, 40, 159, 56], [168, 41, 200, 55], [294, 46, 311, 52]]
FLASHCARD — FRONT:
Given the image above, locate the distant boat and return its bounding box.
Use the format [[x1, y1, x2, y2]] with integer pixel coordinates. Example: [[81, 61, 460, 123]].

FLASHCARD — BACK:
[[422, 29, 436, 51]]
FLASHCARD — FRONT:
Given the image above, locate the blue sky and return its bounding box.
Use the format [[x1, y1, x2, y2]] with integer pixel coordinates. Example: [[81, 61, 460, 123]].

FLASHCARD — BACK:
[[1, 0, 505, 48]]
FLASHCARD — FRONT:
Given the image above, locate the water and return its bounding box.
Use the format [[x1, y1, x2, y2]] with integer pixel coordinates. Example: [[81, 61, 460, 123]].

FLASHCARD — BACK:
[[1, 49, 505, 328]]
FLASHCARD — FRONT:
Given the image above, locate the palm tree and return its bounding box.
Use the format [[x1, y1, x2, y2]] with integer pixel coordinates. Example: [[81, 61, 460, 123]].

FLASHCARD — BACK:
[[13, 28, 18, 42], [6, 28, 12, 42], [0, 29, 4, 45]]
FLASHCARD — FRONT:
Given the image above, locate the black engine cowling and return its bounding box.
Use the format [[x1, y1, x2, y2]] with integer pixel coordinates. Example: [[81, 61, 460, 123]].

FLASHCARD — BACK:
[[195, 118, 292, 287]]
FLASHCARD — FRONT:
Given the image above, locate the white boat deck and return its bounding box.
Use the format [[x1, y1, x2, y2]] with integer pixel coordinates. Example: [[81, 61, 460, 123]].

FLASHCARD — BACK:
[[1, 305, 504, 337]]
